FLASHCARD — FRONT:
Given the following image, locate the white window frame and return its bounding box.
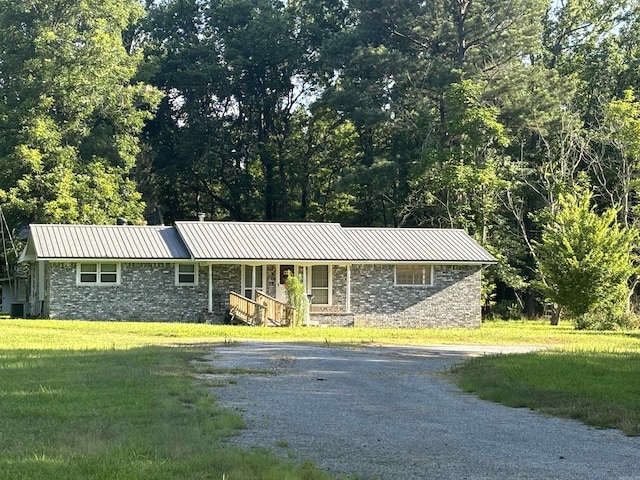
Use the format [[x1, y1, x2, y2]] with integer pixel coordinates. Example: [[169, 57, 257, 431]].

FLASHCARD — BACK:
[[241, 264, 266, 300], [175, 263, 198, 286], [309, 265, 332, 306], [394, 264, 433, 287], [76, 263, 121, 286]]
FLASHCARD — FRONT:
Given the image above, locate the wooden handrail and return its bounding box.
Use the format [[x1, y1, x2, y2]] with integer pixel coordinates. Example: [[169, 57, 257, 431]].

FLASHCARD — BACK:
[[229, 291, 266, 326], [255, 291, 296, 327]]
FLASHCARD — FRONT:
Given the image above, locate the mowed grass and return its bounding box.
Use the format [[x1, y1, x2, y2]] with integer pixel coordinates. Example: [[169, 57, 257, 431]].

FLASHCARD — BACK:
[[0, 320, 343, 480], [453, 348, 640, 436], [3, 317, 637, 349], [0, 319, 639, 480]]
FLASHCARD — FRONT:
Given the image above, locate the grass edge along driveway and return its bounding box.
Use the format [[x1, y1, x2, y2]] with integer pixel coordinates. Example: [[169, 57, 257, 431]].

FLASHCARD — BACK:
[[0, 319, 639, 479]]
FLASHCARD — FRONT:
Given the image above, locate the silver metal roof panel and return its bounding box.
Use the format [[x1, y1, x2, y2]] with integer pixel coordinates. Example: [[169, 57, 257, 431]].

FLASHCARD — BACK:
[[28, 224, 191, 260], [175, 221, 366, 261], [344, 228, 496, 263], [23, 223, 495, 264]]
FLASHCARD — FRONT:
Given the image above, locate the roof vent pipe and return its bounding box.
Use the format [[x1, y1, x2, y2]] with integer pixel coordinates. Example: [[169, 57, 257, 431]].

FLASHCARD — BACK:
[[197, 213, 206, 222]]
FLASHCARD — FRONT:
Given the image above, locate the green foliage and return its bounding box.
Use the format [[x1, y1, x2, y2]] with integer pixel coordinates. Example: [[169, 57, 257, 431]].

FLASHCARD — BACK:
[[141, 0, 351, 222], [285, 273, 308, 327], [576, 310, 640, 331], [594, 89, 640, 226], [534, 190, 638, 327], [0, 0, 162, 227]]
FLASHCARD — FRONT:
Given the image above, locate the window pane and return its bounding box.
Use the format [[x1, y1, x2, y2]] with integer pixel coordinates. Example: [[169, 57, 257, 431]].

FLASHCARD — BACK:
[[100, 273, 117, 283], [311, 265, 329, 288], [80, 264, 97, 273], [255, 266, 263, 288], [179, 264, 195, 274], [311, 288, 329, 305], [101, 263, 117, 273], [80, 273, 97, 283], [421, 266, 431, 284], [396, 265, 431, 285], [177, 264, 196, 285], [396, 265, 414, 285]]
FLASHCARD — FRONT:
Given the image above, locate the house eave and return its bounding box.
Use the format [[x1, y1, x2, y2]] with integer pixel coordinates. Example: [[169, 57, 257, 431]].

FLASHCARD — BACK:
[[32, 256, 495, 266], [35, 257, 194, 263], [196, 258, 495, 265]]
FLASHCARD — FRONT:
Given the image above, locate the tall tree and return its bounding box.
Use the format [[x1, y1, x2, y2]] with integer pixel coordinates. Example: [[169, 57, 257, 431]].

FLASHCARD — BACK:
[[591, 89, 640, 226], [0, 0, 162, 228], [141, 0, 350, 222]]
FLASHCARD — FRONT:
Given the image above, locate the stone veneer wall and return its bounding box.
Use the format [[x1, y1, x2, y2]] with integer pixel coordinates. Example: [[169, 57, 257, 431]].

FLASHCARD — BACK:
[[350, 264, 482, 328], [209, 264, 242, 322], [44, 261, 481, 326], [47, 262, 240, 323]]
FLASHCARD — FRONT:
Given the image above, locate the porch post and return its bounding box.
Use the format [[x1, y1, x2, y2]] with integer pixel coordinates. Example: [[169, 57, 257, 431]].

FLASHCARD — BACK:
[[251, 265, 256, 299], [38, 260, 45, 301], [346, 264, 351, 313], [208, 264, 213, 313]]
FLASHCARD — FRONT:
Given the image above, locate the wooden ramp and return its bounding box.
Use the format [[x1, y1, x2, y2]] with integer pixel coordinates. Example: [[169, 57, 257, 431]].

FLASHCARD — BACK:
[[229, 291, 295, 326]]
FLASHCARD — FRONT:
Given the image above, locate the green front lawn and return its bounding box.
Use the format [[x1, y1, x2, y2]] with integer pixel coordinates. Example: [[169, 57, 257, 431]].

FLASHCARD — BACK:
[[453, 348, 640, 435]]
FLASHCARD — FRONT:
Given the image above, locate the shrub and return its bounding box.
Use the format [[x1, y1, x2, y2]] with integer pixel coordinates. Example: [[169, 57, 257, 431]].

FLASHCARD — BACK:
[[577, 309, 640, 331], [285, 273, 308, 327]]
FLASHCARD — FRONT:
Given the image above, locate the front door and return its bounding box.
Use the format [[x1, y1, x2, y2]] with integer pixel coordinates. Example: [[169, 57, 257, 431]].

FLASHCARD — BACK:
[[276, 264, 297, 303]]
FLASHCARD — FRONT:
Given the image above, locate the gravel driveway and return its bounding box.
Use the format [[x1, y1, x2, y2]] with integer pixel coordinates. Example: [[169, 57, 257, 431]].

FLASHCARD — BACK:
[[204, 342, 640, 479]]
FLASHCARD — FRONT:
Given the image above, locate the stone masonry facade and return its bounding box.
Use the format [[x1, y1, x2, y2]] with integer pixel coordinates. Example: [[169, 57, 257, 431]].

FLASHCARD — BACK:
[[44, 262, 239, 323], [38, 261, 482, 327], [350, 264, 482, 328]]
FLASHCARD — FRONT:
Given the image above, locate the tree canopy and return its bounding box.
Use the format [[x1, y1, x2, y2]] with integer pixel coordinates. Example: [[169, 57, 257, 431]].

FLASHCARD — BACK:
[[2, 0, 640, 323], [0, 0, 162, 227]]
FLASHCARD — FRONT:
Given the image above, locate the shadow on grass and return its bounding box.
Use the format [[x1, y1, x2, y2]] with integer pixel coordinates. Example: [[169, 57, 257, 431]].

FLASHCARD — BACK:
[[0, 347, 337, 480]]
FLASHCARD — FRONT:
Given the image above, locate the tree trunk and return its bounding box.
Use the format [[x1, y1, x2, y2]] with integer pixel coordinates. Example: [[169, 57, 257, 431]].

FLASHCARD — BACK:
[[550, 305, 561, 326]]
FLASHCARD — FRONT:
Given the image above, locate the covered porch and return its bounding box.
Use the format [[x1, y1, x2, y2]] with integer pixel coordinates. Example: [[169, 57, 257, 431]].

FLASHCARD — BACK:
[[203, 262, 354, 326]]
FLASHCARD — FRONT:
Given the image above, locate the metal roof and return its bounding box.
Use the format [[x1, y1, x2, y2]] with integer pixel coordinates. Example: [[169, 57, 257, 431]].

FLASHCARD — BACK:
[[174, 221, 365, 261], [343, 228, 496, 263], [25, 224, 191, 260], [21, 222, 495, 264]]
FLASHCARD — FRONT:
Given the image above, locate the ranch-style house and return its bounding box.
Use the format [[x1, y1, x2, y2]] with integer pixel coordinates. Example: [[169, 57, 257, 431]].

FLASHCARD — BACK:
[[19, 221, 495, 327]]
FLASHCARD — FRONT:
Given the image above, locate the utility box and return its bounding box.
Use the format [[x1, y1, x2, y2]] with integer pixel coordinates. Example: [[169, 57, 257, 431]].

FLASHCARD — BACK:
[[10, 302, 24, 318]]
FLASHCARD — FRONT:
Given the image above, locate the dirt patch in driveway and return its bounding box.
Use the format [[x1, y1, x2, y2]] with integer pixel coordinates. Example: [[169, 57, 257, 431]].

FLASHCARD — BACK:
[[204, 342, 640, 480]]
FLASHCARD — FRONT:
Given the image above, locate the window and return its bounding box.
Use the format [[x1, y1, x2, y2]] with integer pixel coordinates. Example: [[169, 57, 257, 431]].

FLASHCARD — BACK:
[[310, 265, 331, 305], [242, 265, 264, 299], [77, 263, 120, 285], [176, 264, 198, 286], [395, 265, 432, 286]]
